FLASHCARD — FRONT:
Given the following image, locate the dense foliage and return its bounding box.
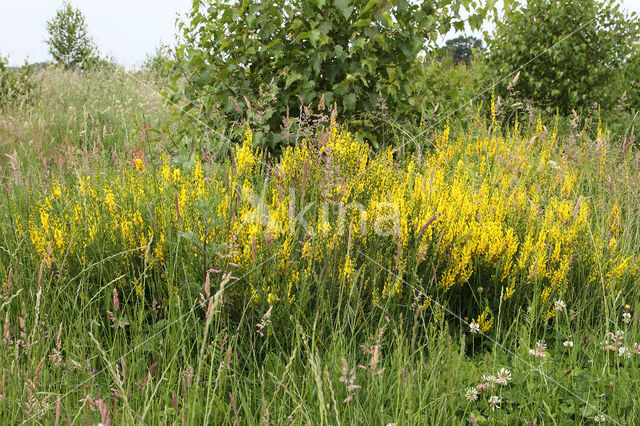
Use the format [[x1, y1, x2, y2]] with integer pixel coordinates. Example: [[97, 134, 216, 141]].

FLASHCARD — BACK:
[[0, 55, 37, 110], [443, 35, 483, 66], [171, 0, 490, 149], [487, 0, 640, 115]]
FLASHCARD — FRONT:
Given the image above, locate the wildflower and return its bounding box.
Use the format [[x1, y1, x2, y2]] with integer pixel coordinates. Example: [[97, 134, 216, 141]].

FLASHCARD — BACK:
[[469, 322, 480, 334], [256, 306, 273, 337], [475, 307, 494, 333], [633, 343, 640, 354], [594, 414, 607, 423], [52, 182, 62, 200], [134, 158, 144, 171], [172, 168, 181, 183], [601, 341, 616, 351], [481, 375, 497, 388], [563, 340, 574, 347], [615, 331, 623, 344], [235, 126, 257, 176], [465, 387, 478, 402], [496, 368, 512, 386], [622, 312, 632, 324], [488, 395, 501, 411], [601, 331, 624, 351], [618, 346, 631, 359], [554, 300, 566, 311], [529, 340, 547, 359]]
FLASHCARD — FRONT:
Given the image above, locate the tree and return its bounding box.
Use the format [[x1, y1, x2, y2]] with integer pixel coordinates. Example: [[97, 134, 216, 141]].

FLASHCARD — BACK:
[[171, 0, 490, 150], [142, 44, 175, 78], [45, 2, 98, 69], [444, 35, 483, 66], [487, 0, 639, 115]]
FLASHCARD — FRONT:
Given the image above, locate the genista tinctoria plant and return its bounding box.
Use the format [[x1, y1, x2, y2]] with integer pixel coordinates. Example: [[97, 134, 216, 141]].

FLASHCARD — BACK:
[[170, 0, 492, 150]]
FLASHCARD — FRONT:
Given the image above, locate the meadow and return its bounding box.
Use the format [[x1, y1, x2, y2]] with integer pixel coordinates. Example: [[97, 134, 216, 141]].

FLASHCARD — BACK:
[[1, 66, 639, 425]]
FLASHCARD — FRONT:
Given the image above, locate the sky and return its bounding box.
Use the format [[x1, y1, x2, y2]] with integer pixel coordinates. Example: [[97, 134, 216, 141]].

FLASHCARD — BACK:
[[1, 0, 640, 69], [0, 0, 192, 68]]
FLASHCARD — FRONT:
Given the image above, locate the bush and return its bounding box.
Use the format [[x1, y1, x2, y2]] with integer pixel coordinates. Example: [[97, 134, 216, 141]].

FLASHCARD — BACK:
[[487, 0, 639, 115], [171, 0, 488, 150], [409, 53, 488, 133], [20, 119, 639, 327], [0, 55, 37, 110]]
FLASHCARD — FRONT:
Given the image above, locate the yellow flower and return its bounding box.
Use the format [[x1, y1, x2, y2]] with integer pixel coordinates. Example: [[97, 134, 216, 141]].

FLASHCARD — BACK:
[[134, 158, 144, 171], [235, 127, 257, 176], [476, 307, 494, 333]]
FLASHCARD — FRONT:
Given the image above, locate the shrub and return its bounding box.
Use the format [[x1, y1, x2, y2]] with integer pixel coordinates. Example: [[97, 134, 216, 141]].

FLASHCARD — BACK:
[[408, 53, 488, 134], [487, 0, 639, 115], [20, 118, 639, 324], [0, 55, 37, 110], [171, 0, 488, 150], [141, 44, 176, 78]]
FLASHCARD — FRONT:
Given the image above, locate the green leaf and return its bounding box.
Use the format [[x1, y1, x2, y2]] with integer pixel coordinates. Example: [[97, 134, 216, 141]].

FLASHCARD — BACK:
[[334, 0, 353, 18], [359, 0, 378, 16], [310, 29, 321, 47], [344, 92, 357, 110], [285, 71, 302, 89], [353, 18, 371, 28]]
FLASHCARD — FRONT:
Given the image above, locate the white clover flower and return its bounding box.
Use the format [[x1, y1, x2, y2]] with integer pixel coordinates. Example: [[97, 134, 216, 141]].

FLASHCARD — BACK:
[[634, 343, 640, 355], [496, 368, 512, 386], [481, 374, 497, 384], [563, 340, 574, 347], [554, 300, 566, 312], [469, 322, 480, 334], [530, 340, 547, 359], [594, 413, 607, 423], [488, 395, 501, 411], [618, 346, 631, 359], [465, 387, 478, 402], [622, 312, 632, 324]]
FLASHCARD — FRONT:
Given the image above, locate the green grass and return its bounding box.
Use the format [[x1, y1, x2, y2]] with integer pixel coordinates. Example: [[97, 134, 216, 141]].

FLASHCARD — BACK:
[[0, 67, 639, 425], [0, 66, 169, 183]]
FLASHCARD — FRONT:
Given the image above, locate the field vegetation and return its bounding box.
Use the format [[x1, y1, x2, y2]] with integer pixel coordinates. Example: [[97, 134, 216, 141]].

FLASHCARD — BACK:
[[1, 0, 640, 424]]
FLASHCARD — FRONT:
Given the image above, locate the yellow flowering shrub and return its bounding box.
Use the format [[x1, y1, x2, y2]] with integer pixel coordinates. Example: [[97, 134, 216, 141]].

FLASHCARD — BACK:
[[21, 120, 639, 323]]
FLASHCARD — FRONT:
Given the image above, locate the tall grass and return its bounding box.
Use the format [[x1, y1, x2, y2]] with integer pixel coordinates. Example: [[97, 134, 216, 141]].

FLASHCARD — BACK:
[[0, 66, 169, 184]]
